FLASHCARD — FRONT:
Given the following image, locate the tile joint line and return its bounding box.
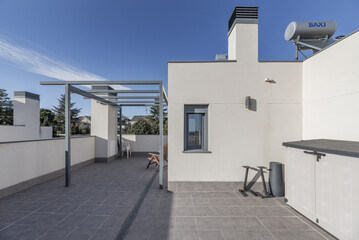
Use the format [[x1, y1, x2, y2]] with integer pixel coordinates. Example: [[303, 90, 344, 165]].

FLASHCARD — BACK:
[[115, 169, 159, 240]]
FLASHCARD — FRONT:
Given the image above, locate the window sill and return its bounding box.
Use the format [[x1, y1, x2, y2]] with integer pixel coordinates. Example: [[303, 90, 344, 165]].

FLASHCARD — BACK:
[[182, 150, 212, 153]]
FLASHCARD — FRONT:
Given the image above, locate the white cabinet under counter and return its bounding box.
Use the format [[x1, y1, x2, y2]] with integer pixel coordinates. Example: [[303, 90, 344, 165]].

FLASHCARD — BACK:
[[283, 139, 359, 240]]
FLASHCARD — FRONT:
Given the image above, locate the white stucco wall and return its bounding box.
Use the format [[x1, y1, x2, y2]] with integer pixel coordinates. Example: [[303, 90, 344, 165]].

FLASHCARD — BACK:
[[302, 30, 359, 141], [14, 97, 39, 128], [39, 126, 53, 139], [0, 136, 95, 190], [0, 126, 52, 142], [228, 23, 258, 63], [120, 134, 168, 152], [91, 99, 118, 159], [168, 22, 302, 182]]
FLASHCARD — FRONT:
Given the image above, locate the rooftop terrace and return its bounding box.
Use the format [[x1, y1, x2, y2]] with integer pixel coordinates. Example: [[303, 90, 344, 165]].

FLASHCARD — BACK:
[[0, 155, 335, 240]]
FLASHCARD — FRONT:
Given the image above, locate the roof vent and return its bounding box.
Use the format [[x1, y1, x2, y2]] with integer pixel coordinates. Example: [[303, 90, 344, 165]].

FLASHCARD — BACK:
[[228, 6, 258, 31], [215, 54, 228, 61]]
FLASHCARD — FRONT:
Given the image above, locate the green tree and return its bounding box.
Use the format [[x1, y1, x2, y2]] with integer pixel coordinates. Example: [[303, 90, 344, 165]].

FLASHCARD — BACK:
[[52, 94, 81, 135], [129, 118, 152, 135], [118, 114, 131, 134], [0, 89, 13, 125], [40, 108, 55, 126], [146, 104, 168, 134], [40, 108, 56, 136], [80, 126, 91, 135]]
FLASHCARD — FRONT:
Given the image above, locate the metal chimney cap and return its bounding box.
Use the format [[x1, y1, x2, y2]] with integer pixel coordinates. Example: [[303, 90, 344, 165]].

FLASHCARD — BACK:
[[14, 91, 40, 101], [228, 6, 258, 32]]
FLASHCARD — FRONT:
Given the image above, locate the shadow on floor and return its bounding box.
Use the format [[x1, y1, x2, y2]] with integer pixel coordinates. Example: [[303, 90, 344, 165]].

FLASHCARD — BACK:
[[0, 155, 160, 240]]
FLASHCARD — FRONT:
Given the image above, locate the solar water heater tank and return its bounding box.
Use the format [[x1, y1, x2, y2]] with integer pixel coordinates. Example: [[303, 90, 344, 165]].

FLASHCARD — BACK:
[[284, 21, 337, 40]]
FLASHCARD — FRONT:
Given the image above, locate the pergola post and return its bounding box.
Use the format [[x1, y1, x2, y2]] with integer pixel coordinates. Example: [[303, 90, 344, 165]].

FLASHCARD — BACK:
[[159, 83, 164, 189], [65, 84, 71, 187], [119, 106, 123, 159]]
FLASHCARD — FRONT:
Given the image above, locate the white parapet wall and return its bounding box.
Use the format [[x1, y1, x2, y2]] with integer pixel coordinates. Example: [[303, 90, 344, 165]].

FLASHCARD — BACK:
[[0, 126, 52, 142], [0, 136, 95, 197], [302, 30, 359, 141], [120, 134, 168, 152]]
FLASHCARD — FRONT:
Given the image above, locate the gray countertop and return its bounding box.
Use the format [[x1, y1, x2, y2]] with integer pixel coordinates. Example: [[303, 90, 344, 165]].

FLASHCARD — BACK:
[[283, 139, 359, 158]]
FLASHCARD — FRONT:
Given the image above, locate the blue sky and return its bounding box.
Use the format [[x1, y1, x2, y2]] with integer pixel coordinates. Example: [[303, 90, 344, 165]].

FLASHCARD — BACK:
[[0, 0, 358, 118]]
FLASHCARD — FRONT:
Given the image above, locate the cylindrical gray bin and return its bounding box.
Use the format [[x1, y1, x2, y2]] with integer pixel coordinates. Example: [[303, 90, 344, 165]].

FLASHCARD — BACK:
[[268, 162, 284, 197]]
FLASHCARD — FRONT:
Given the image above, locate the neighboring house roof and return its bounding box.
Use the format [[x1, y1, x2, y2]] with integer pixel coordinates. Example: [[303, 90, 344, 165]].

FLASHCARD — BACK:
[[130, 115, 148, 122], [79, 115, 91, 124]]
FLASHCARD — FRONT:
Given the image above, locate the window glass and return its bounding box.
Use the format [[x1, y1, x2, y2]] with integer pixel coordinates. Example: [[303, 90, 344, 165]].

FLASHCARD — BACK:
[[187, 113, 204, 149], [184, 105, 208, 151]]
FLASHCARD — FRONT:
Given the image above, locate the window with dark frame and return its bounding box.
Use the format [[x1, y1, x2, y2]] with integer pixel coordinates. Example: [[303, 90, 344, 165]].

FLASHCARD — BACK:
[[184, 105, 208, 151]]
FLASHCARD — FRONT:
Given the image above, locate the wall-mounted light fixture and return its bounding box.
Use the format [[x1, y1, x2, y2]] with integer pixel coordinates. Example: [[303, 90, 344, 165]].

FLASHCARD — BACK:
[[245, 96, 257, 111], [245, 96, 251, 109], [265, 78, 276, 83]]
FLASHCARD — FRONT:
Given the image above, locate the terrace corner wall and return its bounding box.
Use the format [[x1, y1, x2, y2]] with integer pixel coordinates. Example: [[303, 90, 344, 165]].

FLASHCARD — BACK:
[[0, 136, 95, 198], [120, 134, 168, 152], [302, 30, 359, 141]]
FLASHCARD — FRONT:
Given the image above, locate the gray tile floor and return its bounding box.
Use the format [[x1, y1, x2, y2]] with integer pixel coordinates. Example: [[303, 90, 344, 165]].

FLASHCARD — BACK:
[[0, 155, 155, 240], [126, 179, 336, 240], [127, 173, 337, 240], [0, 155, 336, 240]]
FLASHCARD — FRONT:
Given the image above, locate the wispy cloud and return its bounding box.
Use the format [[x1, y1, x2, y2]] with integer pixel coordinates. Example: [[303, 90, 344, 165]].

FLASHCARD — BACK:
[[0, 36, 129, 90]]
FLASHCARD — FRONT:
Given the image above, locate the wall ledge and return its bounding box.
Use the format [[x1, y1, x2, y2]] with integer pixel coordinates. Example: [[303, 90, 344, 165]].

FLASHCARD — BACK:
[[95, 154, 117, 163], [0, 135, 95, 145], [0, 158, 95, 199]]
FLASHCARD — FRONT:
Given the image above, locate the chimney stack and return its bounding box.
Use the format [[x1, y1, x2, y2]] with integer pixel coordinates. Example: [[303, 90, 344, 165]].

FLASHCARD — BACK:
[[228, 6, 259, 62], [13, 91, 40, 128]]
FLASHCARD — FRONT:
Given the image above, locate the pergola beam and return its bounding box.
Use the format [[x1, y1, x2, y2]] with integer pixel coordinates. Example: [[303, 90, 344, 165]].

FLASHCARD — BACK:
[[113, 101, 159, 104], [40, 80, 162, 85], [162, 86, 168, 104], [87, 90, 159, 94], [118, 104, 156, 107], [101, 96, 160, 99], [117, 104, 167, 107], [69, 86, 117, 107]]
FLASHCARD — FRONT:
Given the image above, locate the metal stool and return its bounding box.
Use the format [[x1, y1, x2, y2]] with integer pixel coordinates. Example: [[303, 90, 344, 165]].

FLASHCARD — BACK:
[[239, 165, 273, 198]]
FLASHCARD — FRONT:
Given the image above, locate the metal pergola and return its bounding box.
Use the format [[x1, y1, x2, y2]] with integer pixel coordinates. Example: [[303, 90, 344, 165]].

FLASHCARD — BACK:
[[40, 81, 168, 189]]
